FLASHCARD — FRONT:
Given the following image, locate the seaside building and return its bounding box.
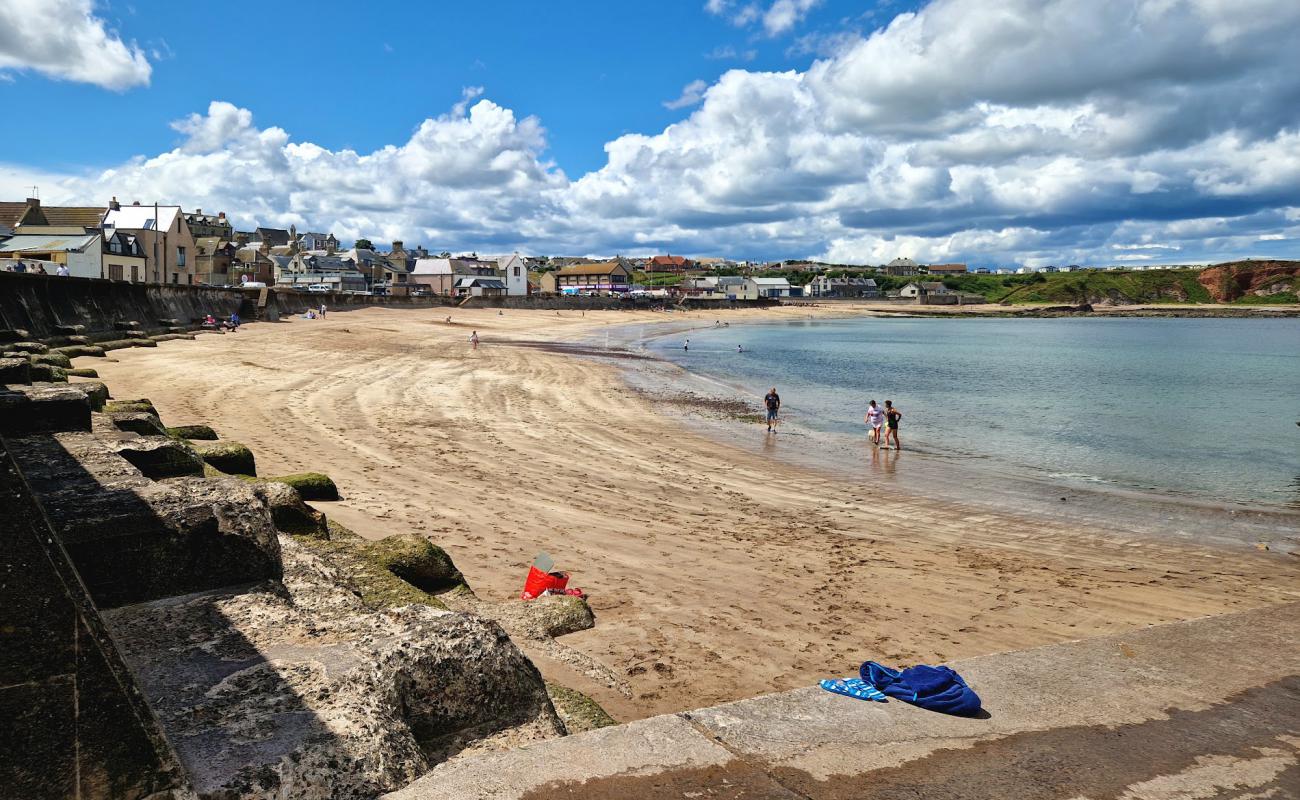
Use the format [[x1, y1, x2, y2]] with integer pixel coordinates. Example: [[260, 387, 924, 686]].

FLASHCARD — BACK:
[[194, 237, 240, 285], [539, 261, 631, 294], [411, 256, 501, 295], [746, 276, 796, 298], [102, 201, 198, 285], [0, 229, 103, 278], [884, 257, 920, 276], [184, 209, 233, 240], [899, 281, 952, 298], [453, 276, 508, 297], [806, 275, 879, 298], [492, 253, 530, 296], [103, 230, 148, 281], [648, 254, 696, 273], [926, 263, 968, 275]]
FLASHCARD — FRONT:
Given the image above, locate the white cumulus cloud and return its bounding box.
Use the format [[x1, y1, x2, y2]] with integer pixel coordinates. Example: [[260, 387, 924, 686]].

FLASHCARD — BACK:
[[0, 0, 150, 89], [664, 79, 710, 110]]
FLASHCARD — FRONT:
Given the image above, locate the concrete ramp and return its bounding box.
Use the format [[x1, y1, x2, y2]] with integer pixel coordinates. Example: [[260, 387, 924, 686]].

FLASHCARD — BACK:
[[387, 602, 1300, 799]]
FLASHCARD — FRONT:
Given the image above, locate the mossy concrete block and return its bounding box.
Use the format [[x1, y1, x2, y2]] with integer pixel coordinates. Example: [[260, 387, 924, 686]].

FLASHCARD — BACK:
[[546, 683, 617, 734], [110, 412, 168, 437], [53, 344, 106, 359], [53, 323, 86, 334], [165, 424, 217, 440], [30, 364, 68, 383], [104, 399, 159, 418], [359, 533, 466, 594], [292, 521, 450, 611], [111, 438, 205, 480], [66, 367, 99, 378], [100, 338, 156, 351], [9, 341, 49, 354], [0, 356, 31, 385], [0, 384, 91, 433], [252, 480, 328, 537], [32, 352, 73, 369], [149, 333, 195, 343], [192, 440, 256, 476], [75, 380, 109, 411], [0, 328, 31, 341], [270, 472, 339, 500]]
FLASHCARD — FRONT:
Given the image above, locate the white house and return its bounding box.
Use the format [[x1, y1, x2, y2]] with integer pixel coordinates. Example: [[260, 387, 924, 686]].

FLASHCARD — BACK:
[[0, 231, 103, 278], [747, 277, 794, 298], [102, 202, 197, 284], [493, 253, 529, 296]]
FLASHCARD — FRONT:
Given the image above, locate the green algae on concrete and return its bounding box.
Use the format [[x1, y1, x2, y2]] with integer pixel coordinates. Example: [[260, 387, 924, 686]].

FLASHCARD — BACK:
[[166, 424, 218, 441], [29, 363, 68, 383], [52, 344, 106, 359], [104, 399, 159, 418], [67, 367, 99, 378], [99, 338, 157, 351], [270, 471, 339, 500], [289, 520, 471, 612], [545, 683, 617, 734], [357, 532, 466, 594], [32, 352, 73, 369], [192, 441, 256, 476]]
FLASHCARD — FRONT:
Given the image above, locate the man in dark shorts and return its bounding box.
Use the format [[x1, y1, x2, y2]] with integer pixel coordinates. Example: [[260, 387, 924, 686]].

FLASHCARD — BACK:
[[764, 387, 781, 433], [883, 399, 902, 450]]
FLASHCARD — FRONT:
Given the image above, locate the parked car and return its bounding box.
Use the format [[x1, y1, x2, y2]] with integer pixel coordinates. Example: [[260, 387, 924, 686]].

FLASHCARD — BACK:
[[305, 283, 331, 293]]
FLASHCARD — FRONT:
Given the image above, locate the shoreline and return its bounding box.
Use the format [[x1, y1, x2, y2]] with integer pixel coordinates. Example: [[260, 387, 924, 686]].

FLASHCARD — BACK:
[[783, 298, 1300, 318], [79, 305, 1300, 722]]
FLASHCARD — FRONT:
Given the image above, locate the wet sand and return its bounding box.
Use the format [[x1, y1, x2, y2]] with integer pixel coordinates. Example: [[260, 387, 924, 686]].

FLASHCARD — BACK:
[[84, 306, 1300, 721]]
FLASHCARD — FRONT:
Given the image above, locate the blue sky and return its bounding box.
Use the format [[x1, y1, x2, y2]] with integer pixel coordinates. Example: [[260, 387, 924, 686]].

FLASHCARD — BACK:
[[2, 0, 1298, 266], [5, 0, 906, 177]]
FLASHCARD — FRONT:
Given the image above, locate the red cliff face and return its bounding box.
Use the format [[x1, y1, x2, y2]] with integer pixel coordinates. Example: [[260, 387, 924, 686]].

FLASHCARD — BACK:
[[1198, 261, 1300, 302]]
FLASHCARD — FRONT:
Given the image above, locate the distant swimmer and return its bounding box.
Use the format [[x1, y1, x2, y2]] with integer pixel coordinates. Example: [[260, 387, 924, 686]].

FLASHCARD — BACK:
[[737, 344, 743, 353], [865, 399, 884, 445], [684, 338, 690, 351], [764, 387, 781, 433], [470, 330, 480, 350], [883, 400, 902, 450]]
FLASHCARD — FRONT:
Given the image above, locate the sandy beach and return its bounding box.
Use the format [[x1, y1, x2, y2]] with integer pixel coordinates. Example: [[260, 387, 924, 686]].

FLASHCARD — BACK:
[[84, 306, 1300, 722]]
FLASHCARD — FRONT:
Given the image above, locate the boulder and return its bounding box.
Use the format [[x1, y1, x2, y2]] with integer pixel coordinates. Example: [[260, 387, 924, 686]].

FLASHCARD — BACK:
[[359, 534, 465, 594], [0, 356, 31, 385], [110, 412, 168, 437], [66, 367, 99, 378], [269, 471, 339, 500], [166, 424, 218, 440], [252, 480, 328, 538], [111, 437, 205, 479], [193, 440, 256, 476]]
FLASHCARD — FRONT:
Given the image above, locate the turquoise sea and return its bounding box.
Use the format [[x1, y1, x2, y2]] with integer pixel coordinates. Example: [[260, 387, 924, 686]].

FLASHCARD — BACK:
[[646, 316, 1300, 510]]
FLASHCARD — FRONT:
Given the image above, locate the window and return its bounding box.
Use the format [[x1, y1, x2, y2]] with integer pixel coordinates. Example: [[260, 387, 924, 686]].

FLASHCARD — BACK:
[[513, 266, 520, 277], [109, 238, 122, 254], [176, 246, 187, 267], [108, 264, 124, 280], [171, 273, 179, 284], [131, 265, 139, 282]]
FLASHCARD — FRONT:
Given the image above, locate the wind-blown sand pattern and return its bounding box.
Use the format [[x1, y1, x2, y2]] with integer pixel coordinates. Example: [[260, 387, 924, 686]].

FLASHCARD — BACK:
[[86, 307, 1300, 721]]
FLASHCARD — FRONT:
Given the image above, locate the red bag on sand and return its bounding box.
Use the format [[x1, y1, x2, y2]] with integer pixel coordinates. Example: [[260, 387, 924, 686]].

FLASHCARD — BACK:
[[521, 566, 569, 600]]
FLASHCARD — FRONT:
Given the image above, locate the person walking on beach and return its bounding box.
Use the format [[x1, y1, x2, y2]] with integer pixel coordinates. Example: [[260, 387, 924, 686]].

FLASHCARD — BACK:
[[865, 399, 884, 445], [319, 303, 327, 318], [470, 330, 480, 350], [684, 338, 690, 351], [764, 387, 781, 433], [883, 400, 902, 450]]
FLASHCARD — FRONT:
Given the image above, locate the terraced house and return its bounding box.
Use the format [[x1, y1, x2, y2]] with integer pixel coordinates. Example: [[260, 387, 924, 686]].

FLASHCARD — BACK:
[[102, 200, 198, 284]]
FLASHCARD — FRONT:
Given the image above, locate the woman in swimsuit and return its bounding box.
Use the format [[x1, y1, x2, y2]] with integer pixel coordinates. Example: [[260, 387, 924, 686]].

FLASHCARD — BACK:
[[883, 400, 901, 450]]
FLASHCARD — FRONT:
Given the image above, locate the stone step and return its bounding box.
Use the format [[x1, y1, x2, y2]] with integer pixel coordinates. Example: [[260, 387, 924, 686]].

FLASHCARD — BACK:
[[53, 323, 86, 335], [113, 321, 143, 331], [385, 603, 1300, 800], [0, 384, 92, 434], [0, 357, 32, 386]]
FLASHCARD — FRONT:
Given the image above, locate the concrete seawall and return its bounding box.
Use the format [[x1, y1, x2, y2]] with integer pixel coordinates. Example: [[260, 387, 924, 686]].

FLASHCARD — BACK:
[[0, 273, 774, 339]]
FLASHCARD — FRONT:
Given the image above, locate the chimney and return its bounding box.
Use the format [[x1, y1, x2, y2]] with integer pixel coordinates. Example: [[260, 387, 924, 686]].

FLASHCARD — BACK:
[[25, 197, 39, 208], [132, 200, 141, 206], [195, 208, 202, 215], [109, 196, 121, 211], [392, 240, 403, 253], [218, 211, 226, 220]]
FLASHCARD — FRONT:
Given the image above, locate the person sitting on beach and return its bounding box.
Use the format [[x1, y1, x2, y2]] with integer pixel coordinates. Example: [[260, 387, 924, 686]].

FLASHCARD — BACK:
[[764, 387, 781, 433], [204, 313, 217, 325], [228, 312, 240, 331], [865, 400, 884, 445], [446, 315, 452, 324], [883, 400, 902, 450]]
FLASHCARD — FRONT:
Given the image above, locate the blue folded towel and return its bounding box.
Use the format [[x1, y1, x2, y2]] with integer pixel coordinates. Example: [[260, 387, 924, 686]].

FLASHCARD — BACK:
[[860, 661, 982, 716]]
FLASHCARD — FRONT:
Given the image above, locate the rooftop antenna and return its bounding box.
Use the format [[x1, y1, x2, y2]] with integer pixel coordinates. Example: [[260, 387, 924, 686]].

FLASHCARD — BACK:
[[30, 186, 39, 199]]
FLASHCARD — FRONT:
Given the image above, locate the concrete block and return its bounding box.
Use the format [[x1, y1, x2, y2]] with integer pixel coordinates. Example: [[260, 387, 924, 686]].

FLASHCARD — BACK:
[[0, 385, 91, 434], [111, 437, 206, 479], [0, 357, 31, 385]]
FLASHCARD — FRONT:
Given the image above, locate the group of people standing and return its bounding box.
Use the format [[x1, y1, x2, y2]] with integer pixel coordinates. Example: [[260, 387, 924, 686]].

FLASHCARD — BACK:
[[762, 389, 902, 450]]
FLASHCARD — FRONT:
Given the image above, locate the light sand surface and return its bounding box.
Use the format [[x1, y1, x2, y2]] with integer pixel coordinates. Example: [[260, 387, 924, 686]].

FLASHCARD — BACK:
[[85, 306, 1300, 721]]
